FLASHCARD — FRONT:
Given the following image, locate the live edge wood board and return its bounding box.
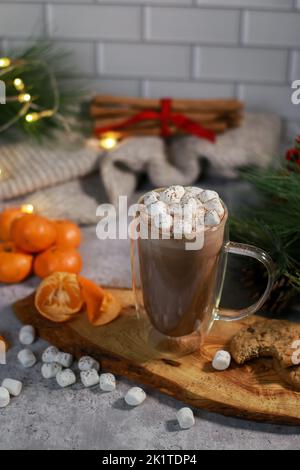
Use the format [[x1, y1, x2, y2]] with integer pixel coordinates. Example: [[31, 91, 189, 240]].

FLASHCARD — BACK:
[[13, 287, 300, 425]]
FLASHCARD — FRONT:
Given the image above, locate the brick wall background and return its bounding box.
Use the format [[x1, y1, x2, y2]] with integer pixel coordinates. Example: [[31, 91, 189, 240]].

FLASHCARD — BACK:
[[0, 0, 299, 138]]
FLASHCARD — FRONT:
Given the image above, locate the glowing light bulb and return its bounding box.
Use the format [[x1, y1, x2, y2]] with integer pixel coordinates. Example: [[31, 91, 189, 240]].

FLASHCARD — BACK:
[[18, 93, 31, 103], [25, 112, 39, 123], [99, 134, 118, 150], [0, 57, 11, 68], [21, 204, 34, 214], [13, 78, 24, 91]]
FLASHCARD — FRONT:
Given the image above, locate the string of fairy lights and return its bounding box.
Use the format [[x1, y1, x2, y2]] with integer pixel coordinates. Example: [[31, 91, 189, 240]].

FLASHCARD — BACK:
[[0, 56, 60, 132]]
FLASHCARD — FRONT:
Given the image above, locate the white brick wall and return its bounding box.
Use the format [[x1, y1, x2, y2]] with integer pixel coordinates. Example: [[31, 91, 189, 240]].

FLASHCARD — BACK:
[[0, 0, 299, 134]]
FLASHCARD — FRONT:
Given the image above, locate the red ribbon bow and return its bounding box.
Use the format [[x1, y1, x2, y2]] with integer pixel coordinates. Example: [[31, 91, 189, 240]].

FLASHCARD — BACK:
[[94, 98, 216, 143]]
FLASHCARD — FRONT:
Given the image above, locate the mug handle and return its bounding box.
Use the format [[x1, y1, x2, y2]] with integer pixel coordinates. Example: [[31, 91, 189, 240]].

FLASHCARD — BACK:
[[215, 241, 276, 322]]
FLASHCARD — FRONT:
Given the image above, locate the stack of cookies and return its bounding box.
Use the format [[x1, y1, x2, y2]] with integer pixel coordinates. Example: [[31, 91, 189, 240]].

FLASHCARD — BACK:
[[230, 320, 300, 391]]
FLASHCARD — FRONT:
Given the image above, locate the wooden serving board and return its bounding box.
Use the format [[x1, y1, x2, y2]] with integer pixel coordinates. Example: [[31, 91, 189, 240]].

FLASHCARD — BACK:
[[13, 287, 300, 425]]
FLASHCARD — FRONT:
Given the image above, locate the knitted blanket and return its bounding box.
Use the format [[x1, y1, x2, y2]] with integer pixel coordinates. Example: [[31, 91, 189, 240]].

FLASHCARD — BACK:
[[0, 112, 281, 223], [101, 113, 281, 205], [0, 136, 100, 200]]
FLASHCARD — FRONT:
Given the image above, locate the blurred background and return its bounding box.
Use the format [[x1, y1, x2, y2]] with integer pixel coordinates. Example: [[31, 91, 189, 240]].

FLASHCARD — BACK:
[[0, 0, 299, 140], [0, 0, 299, 312]]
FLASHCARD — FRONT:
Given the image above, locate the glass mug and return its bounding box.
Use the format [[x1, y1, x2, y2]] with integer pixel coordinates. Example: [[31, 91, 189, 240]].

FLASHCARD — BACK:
[[131, 189, 275, 357]]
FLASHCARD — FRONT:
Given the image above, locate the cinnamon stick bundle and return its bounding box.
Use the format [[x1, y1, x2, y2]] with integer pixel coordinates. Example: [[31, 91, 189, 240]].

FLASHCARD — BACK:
[[90, 95, 244, 136]]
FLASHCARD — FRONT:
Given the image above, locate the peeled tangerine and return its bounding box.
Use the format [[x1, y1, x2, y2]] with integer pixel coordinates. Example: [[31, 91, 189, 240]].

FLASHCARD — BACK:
[[35, 272, 122, 326], [35, 272, 84, 322]]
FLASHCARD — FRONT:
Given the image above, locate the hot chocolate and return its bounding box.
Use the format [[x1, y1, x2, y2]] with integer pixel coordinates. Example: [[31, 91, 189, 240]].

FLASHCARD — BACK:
[[137, 186, 227, 338]]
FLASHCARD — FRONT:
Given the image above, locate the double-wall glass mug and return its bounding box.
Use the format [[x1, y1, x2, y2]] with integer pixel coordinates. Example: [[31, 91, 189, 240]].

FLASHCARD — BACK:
[[131, 188, 275, 357]]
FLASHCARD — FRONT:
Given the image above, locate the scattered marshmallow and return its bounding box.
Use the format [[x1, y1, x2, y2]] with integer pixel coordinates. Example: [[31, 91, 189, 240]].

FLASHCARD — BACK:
[[176, 407, 195, 430], [2, 378, 22, 397], [41, 362, 62, 379], [199, 189, 218, 203], [204, 210, 220, 227], [212, 350, 231, 371], [55, 352, 73, 368], [17, 348, 37, 368], [99, 373, 116, 392], [19, 325, 35, 345], [154, 213, 173, 231], [125, 387, 146, 406], [80, 369, 100, 388], [56, 369, 76, 388], [204, 198, 224, 217], [146, 201, 167, 218], [161, 185, 185, 204], [78, 356, 100, 372], [42, 346, 59, 364], [144, 191, 160, 206], [0, 386, 10, 408]]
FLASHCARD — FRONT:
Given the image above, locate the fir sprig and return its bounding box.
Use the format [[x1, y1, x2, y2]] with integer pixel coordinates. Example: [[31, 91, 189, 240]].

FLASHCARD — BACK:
[[230, 165, 300, 295]]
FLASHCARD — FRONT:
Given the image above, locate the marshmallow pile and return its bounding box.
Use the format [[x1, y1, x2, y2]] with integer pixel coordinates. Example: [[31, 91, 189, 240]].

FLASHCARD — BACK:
[[142, 185, 225, 236], [0, 325, 37, 408]]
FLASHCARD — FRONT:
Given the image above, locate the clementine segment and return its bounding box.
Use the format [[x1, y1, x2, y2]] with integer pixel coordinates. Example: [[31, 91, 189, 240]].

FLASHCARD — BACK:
[[11, 214, 56, 253], [78, 276, 121, 326], [0, 207, 24, 241], [55, 220, 81, 248], [35, 272, 83, 322], [93, 292, 122, 326], [34, 247, 82, 278], [0, 251, 33, 283]]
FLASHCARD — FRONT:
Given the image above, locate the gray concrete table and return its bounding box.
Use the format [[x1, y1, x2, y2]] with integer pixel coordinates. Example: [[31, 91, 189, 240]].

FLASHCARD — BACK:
[[1, 178, 300, 450]]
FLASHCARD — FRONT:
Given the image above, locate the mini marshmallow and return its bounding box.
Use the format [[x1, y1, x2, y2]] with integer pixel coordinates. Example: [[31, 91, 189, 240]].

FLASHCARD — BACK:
[[185, 186, 203, 196], [41, 362, 62, 379], [19, 325, 35, 345], [212, 350, 231, 371], [204, 210, 220, 227], [56, 369, 76, 388], [168, 203, 183, 217], [0, 386, 10, 408], [173, 219, 193, 238], [42, 346, 59, 364], [146, 201, 167, 218], [78, 356, 100, 372], [204, 198, 224, 217], [17, 348, 37, 368], [80, 369, 99, 388], [154, 213, 173, 231], [161, 185, 185, 204], [99, 373, 116, 392], [55, 352, 73, 368], [183, 197, 201, 213], [176, 407, 195, 430], [180, 188, 203, 205], [144, 191, 160, 206], [125, 387, 146, 406], [199, 189, 218, 203], [2, 378, 22, 397]]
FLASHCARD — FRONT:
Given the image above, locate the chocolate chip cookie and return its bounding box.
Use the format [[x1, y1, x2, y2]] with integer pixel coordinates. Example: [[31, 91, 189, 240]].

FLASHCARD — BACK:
[[274, 359, 300, 391], [230, 320, 300, 368]]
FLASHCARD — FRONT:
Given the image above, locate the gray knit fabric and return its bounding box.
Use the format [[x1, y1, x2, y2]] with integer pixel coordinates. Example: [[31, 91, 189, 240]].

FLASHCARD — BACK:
[[0, 112, 281, 223], [0, 136, 100, 200], [100, 112, 281, 205]]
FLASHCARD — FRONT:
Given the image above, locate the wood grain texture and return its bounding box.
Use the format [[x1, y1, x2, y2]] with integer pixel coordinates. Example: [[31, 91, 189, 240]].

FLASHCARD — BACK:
[[13, 287, 300, 425]]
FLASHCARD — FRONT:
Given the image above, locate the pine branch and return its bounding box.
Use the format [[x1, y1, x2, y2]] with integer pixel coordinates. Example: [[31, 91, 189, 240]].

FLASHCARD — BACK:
[[230, 165, 300, 284]]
